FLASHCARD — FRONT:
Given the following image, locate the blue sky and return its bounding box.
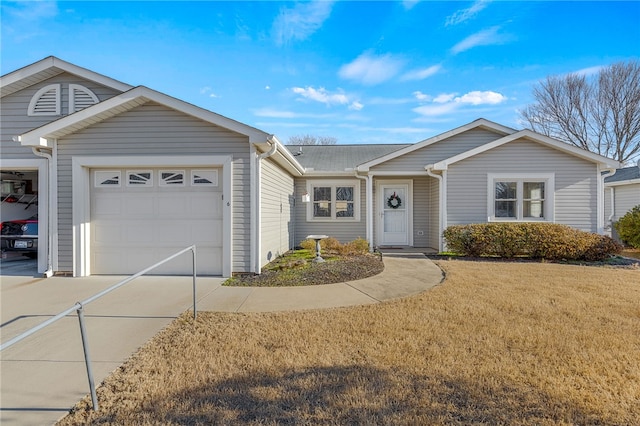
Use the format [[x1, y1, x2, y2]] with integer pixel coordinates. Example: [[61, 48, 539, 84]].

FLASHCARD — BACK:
[[2, 1, 639, 145]]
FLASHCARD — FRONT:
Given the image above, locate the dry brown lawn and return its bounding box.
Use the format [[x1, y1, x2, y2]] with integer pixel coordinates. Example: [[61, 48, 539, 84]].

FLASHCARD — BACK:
[[59, 261, 640, 425]]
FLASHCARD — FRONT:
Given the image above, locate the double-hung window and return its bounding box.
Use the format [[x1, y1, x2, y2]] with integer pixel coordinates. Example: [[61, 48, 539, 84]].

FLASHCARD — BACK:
[[488, 174, 554, 221], [307, 180, 360, 221]]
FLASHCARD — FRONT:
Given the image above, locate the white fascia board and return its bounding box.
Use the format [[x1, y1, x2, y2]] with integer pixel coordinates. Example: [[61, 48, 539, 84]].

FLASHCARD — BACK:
[[269, 136, 305, 175], [356, 118, 516, 170], [303, 170, 355, 177], [433, 130, 622, 170], [19, 85, 275, 147], [1, 56, 132, 93], [605, 178, 640, 187]]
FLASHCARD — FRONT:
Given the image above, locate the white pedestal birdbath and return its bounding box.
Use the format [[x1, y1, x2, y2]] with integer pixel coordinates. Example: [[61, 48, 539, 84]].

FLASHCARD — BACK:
[[306, 235, 329, 263]]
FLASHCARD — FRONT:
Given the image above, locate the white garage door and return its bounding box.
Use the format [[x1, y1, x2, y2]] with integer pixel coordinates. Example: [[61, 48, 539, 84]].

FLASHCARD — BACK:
[[90, 168, 223, 275]]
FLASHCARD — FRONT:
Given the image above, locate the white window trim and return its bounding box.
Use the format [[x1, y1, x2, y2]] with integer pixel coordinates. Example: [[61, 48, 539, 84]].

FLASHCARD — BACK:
[[487, 173, 555, 222], [27, 84, 61, 116], [306, 179, 361, 222]]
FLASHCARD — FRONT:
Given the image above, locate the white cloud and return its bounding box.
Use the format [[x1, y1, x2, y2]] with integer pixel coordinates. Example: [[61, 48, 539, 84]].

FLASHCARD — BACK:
[[450, 26, 508, 54], [413, 103, 459, 117], [349, 101, 364, 111], [572, 65, 604, 77], [413, 91, 432, 101], [402, 0, 421, 11], [401, 64, 442, 81], [433, 93, 457, 103], [272, 1, 334, 46], [200, 86, 219, 98], [292, 86, 351, 106], [338, 52, 405, 85], [3, 0, 58, 21], [253, 108, 335, 119], [456, 90, 506, 105], [445, 0, 490, 26], [265, 85, 271, 90], [413, 90, 507, 117]]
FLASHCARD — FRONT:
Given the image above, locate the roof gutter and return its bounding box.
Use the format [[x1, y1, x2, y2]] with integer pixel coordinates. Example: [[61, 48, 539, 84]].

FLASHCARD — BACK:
[[252, 136, 278, 274], [599, 166, 617, 234], [425, 164, 446, 252], [352, 170, 374, 252], [30, 147, 54, 278]]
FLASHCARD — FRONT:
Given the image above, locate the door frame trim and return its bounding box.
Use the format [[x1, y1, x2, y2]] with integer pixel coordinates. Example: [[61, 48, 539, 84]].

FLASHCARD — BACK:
[[375, 179, 413, 247]]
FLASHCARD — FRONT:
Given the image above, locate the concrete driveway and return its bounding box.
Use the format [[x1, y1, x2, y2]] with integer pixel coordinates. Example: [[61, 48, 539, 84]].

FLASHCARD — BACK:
[[0, 258, 224, 426]]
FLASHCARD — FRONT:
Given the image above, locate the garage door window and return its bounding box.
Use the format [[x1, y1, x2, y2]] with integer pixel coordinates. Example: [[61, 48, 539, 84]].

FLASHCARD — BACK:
[[95, 171, 121, 187], [127, 171, 153, 187], [192, 170, 218, 187], [160, 170, 185, 187]]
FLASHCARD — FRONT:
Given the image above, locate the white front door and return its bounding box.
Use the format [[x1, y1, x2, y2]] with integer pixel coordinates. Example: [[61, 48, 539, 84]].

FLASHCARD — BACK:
[[378, 182, 410, 246]]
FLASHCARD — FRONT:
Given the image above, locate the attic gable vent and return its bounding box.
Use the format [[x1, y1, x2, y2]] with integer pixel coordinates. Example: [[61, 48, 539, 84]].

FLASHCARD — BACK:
[[27, 84, 61, 116], [70, 84, 99, 112]]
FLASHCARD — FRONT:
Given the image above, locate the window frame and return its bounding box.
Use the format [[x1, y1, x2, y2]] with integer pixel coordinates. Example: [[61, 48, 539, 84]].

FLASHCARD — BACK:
[[306, 180, 361, 222], [487, 173, 554, 222]]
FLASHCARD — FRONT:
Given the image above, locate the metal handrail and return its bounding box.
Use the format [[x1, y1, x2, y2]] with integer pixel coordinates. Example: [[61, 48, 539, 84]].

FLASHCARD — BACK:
[[0, 245, 198, 411]]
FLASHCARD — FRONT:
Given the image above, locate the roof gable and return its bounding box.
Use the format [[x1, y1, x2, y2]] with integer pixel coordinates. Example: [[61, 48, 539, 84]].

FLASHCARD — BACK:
[[1, 56, 132, 98], [431, 129, 621, 170], [18, 86, 273, 146], [356, 118, 516, 171]]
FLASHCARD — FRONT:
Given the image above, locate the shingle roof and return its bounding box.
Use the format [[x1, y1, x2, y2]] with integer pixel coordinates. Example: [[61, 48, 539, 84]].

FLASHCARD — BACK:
[[605, 165, 640, 183], [285, 144, 410, 171]]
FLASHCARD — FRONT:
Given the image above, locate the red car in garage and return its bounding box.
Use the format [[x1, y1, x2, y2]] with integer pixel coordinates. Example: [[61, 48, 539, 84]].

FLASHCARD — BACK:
[[1, 215, 38, 258]]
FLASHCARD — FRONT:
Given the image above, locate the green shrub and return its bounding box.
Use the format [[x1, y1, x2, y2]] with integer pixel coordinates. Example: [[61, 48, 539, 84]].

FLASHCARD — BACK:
[[443, 223, 622, 261], [614, 205, 640, 248]]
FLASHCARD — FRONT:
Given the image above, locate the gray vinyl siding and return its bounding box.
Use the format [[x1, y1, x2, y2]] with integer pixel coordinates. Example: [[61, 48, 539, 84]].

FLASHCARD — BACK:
[[371, 129, 502, 173], [55, 102, 251, 272], [1, 72, 122, 159], [293, 178, 367, 246], [612, 183, 640, 220], [446, 139, 599, 232], [412, 177, 430, 247], [427, 177, 440, 249], [260, 158, 295, 267]]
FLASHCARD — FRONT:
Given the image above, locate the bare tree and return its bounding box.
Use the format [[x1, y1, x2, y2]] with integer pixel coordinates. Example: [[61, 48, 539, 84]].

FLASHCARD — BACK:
[[287, 134, 338, 145], [520, 61, 640, 164]]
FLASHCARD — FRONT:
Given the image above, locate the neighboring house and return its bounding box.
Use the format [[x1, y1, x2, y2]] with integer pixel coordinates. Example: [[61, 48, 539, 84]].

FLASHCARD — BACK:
[[1, 57, 621, 277], [605, 162, 640, 239]]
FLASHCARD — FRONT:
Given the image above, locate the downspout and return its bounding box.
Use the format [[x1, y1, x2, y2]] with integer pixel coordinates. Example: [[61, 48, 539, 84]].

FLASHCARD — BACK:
[[254, 136, 278, 273], [425, 165, 445, 252], [608, 186, 615, 226], [599, 167, 616, 235], [353, 172, 373, 251], [31, 147, 54, 277]]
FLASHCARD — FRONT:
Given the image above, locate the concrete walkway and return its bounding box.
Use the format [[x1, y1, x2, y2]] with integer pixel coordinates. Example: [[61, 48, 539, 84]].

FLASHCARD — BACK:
[[0, 254, 443, 425]]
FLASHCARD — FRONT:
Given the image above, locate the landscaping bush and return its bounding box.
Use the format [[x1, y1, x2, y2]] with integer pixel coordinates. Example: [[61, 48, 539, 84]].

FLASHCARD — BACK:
[[299, 237, 370, 256], [443, 223, 622, 261], [614, 205, 640, 248]]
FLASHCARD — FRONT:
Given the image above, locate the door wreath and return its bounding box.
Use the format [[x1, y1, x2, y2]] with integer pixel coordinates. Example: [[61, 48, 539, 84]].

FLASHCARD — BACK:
[[387, 192, 402, 209]]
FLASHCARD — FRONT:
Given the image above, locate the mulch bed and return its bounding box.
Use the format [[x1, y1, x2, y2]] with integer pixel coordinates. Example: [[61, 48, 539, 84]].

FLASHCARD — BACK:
[[225, 254, 384, 287]]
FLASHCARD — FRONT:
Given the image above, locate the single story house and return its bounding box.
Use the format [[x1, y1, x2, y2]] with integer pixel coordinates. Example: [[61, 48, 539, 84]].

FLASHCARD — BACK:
[[605, 162, 640, 239], [1, 57, 621, 277]]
